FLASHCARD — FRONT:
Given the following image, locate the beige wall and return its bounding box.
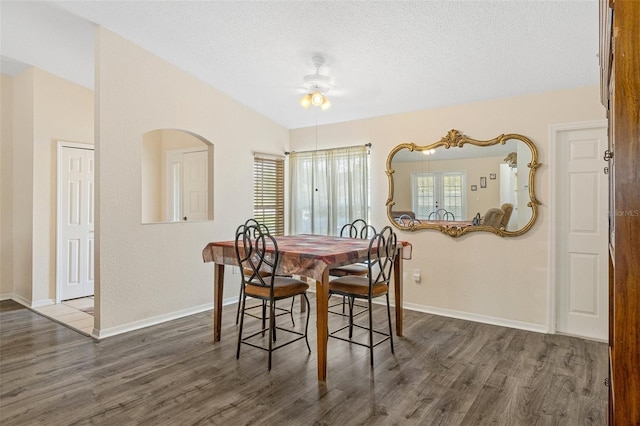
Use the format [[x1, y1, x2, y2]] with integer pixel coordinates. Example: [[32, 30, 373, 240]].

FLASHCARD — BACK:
[[2, 29, 606, 335], [290, 85, 606, 330], [0, 74, 14, 298], [95, 28, 289, 334], [32, 69, 94, 303], [0, 68, 94, 305], [141, 130, 163, 223], [7, 70, 35, 304]]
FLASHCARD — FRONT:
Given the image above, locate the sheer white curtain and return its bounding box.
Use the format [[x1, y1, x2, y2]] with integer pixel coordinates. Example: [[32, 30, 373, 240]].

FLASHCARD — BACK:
[[289, 145, 369, 235]]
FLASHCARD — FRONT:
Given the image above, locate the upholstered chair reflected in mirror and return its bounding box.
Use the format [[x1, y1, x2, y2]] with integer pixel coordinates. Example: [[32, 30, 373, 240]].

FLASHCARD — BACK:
[[500, 203, 514, 229], [482, 208, 505, 228]]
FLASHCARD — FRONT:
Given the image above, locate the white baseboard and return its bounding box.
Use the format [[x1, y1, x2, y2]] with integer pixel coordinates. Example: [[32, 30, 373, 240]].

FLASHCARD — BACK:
[[31, 298, 55, 308], [97, 298, 544, 338], [16, 290, 544, 340], [10, 294, 32, 308], [223, 296, 239, 307], [95, 302, 214, 339], [401, 301, 548, 334], [307, 287, 547, 334], [2, 294, 56, 308]]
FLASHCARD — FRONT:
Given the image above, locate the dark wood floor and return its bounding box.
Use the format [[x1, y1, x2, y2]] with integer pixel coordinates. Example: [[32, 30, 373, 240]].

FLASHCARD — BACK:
[[0, 298, 607, 425]]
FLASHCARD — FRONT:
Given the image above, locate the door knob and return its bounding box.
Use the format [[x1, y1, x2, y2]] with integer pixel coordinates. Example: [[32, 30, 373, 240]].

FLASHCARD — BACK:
[[603, 150, 614, 161], [183, 216, 188, 221]]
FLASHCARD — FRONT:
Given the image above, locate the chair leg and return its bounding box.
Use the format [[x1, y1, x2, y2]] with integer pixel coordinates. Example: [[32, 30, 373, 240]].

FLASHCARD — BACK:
[[261, 301, 267, 336], [236, 293, 247, 360], [289, 297, 296, 327], [303, 293, 311, 352], [273, 303, 277, 342], [368, 297, 374, 367], [386, 293, 394, 354], [348, 297, 355, 338], [268, 300, 275, 371], [235, 281, 244, 325]]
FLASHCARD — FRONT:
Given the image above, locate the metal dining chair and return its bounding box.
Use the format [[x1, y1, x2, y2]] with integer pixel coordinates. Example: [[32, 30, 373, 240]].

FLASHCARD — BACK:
[[235, 219, 295, 328], [395, 214, 420, 226], [328, 219, 376, 318], [327, 226, 398, 366], [235, 221, 311, 370], [428, 208, 455, 221]]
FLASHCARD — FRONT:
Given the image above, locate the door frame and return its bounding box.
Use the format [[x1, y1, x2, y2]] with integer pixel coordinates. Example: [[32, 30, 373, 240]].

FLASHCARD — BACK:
[[165, 147, 208, 222], [547, 119, 608, 336], [56, 141, 95, 304]]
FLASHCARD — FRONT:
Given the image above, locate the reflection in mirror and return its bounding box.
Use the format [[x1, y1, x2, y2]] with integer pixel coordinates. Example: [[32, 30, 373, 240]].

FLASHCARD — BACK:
[[386, 130, 540, 237], [142, 129, 214, 224]]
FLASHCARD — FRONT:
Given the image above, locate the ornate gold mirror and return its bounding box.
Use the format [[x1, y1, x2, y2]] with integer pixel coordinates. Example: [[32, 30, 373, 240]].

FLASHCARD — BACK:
[[386, 129, 541, 237]]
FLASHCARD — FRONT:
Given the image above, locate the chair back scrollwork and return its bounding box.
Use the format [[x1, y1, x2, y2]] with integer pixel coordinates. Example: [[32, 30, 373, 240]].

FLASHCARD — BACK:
[[340, 218, 376, 239], [428, 208, 455, 221], [367, 226, 398, 291], [235, 223, 279, 296]]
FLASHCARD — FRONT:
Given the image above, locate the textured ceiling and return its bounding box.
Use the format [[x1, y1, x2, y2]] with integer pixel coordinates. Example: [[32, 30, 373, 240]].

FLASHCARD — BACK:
[[1, 1, 600, 130]]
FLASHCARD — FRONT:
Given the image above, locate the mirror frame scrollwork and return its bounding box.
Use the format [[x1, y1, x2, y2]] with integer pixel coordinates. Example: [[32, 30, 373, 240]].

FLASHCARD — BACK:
[[385, 129, 541, 237]]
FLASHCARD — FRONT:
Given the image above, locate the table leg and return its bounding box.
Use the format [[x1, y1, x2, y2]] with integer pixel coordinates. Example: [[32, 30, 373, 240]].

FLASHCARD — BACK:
[[393, 251, 404, 337], [214, 263, 225, 342], [316, 268, 329, 382]]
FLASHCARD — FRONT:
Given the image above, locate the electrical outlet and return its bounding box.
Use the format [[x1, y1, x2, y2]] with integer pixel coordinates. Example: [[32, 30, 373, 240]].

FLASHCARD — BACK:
[[413, 268, 421, 283], [232, 266, 239, 274]]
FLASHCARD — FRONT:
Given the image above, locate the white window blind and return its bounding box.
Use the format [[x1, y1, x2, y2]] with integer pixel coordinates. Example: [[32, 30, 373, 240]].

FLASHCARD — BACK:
[[254, 154, 285, 236]]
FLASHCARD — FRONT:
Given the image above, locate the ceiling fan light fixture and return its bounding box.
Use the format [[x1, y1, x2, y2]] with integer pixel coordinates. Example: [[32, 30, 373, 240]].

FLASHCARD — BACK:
[[310, 91, 325, 106], [299, 93, 312, 109], [298, 55, 335, 110]]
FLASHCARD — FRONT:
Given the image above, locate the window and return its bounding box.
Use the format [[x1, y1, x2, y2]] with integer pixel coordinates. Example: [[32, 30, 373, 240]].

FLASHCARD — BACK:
[[254, 154, 285, 235], [412, 171, 466, 220], [289, 145, 369, 235]]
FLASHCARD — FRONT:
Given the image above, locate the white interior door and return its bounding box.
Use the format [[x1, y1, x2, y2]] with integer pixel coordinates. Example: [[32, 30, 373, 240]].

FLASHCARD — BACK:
[[556, 125, 608, 340], [58, 145, 95, 301], [181, 150, 208, 221]]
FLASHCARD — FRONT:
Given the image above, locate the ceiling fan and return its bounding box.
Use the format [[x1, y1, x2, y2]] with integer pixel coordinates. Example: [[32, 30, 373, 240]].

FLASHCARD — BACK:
[[299, 55, 334, 110]]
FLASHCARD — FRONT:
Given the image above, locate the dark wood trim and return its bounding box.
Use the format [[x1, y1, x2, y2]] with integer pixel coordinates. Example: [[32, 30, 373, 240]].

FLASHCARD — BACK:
[[601, 0, 640, 423]]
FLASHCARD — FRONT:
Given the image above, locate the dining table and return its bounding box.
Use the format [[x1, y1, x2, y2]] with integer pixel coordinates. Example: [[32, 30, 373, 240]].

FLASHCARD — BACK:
[[202, 233, 412, 382]]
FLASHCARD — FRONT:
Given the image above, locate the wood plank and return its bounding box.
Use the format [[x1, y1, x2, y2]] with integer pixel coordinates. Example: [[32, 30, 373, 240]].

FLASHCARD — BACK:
[[0, 299, 608, 424]]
